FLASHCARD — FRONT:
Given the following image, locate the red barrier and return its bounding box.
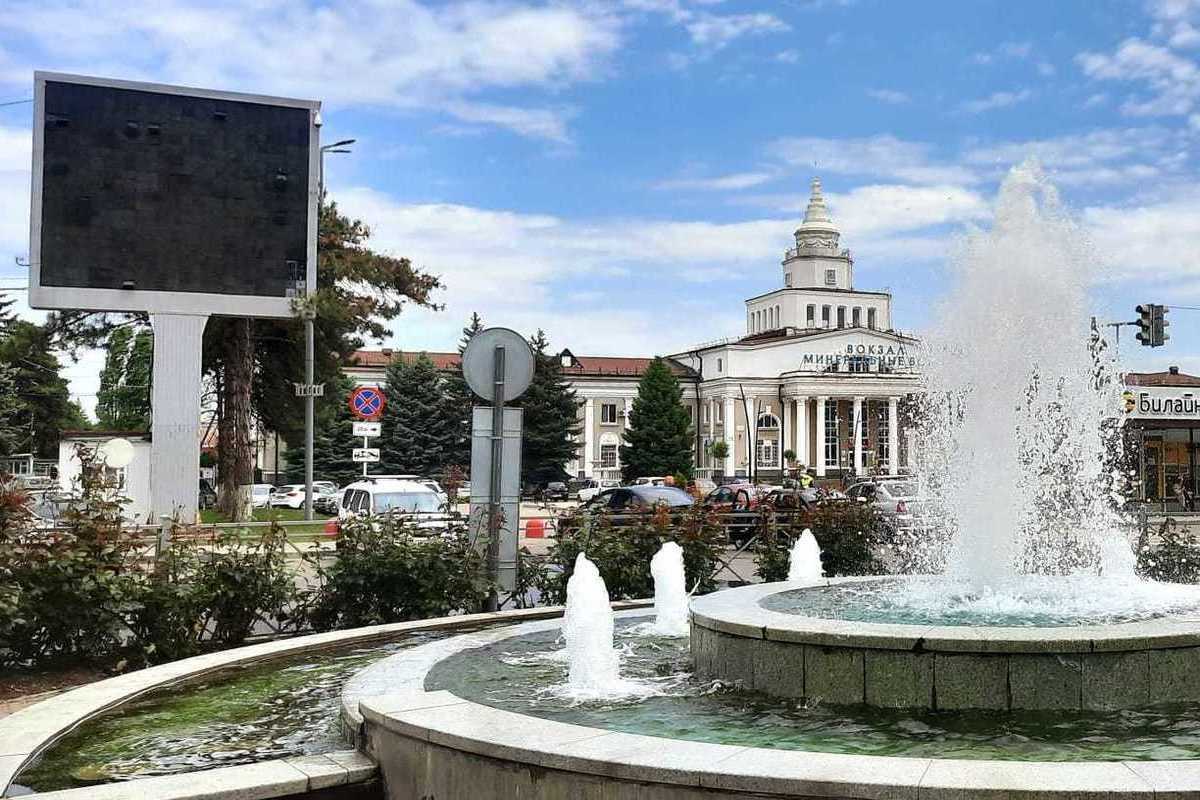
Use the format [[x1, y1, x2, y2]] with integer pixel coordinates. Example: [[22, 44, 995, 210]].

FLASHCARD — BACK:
[[524, 518, 546, 539]]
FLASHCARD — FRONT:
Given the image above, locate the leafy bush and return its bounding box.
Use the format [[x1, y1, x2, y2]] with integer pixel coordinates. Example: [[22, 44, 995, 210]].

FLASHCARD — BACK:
[[1137, 517, 1200, 584], [538, 504, 725, 604], [305, 515, 488, 630], [755, 503, 886, 582], [193, 527, 297, 645]]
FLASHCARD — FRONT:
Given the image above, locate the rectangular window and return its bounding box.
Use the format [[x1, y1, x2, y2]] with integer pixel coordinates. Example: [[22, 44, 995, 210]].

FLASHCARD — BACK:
[[601, 403, 618, 424], [867, 308, 877, 329], [852, 307, 861, 327], [825, 268, 837, 286], [600, 444, 618, 469], [821, 305, 831, 327], [717, 358, 723, 373], [806, 304, 816, 327], [837, 306, 846, 328], [717, 404, 724, 423], [784, 273, 793, 287], [824, 402, 840, 466]]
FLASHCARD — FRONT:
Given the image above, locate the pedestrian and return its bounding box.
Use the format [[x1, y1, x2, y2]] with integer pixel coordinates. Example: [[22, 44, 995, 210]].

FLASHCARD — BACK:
[[799, 469, 814, 489]]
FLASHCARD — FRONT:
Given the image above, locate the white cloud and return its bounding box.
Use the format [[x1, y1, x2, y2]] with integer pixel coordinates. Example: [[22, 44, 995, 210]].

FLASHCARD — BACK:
[[971, 41, 1033, 65], [766, 134, 977, 185], [959, 89, 1032, 113], [963, 127, 1185, 186], [1078, 37, 1200, 117], [0, 0, 621, 142], [653, 171, 775, 191], [1084, 190, 1200, 281], [684, 11, 789, 49], [866, 88, 910, 104], [775, 49, 801, 64]]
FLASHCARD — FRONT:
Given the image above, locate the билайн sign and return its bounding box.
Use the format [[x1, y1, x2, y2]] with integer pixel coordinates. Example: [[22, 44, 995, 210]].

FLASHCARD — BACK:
[[1123, 387, 1200, 419]]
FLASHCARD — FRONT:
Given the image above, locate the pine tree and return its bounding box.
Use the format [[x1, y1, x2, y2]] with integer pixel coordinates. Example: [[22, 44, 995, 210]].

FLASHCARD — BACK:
[[284, 373, 364, 487], [518, 331, 581, 487], [378, 353, 456, 477], [0, 321, 78, 457], [445, 313, 485, 470], [96, 327, 132, 428], [620, 357, 694, 482]]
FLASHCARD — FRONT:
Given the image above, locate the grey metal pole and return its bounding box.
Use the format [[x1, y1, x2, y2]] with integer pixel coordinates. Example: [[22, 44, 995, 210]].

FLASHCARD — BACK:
[[304, 316, 315, 520], [486, 345, 506, 611]]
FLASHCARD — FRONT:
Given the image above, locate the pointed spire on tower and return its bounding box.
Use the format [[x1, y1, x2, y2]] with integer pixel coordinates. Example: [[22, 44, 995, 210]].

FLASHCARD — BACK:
[[793, 176, 840, 250]]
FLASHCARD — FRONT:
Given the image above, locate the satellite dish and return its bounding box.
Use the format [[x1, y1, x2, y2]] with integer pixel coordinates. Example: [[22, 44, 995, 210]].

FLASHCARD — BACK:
[[100, 437, 135, 469], [461, 327, 535, 403]]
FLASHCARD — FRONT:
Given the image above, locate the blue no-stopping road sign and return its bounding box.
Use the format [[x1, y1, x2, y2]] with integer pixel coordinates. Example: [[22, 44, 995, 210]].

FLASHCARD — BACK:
[[349, 386, 386, 420]]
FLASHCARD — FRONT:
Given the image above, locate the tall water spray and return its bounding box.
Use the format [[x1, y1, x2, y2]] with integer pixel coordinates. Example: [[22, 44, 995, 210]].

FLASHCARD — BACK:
[[916, 162, 1133, 586], [788, 529, 824, 581], [648, 542, 690, 636], [561, 553, 624, 695]]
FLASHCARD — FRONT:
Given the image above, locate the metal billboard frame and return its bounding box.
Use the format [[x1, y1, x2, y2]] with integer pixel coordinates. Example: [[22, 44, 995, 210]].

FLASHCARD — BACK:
[[29, 71, 321, 319]]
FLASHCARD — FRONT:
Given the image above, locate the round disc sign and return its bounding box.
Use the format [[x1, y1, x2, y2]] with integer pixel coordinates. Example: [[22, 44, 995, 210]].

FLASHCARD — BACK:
[[461, 327, 535, 403], [349, 386, 386, 420]]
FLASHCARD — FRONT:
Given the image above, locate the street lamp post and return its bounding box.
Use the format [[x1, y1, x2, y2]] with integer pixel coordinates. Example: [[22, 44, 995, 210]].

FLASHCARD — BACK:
[[302, 138, 356, 520]]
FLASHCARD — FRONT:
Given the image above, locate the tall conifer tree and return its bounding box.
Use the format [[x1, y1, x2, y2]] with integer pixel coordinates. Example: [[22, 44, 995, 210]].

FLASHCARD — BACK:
[[517, 331, 580, 487], [284, 372, 363, 487], [619, 357, 694, 482], [378, 353, 455, 477], [445, 313, 485, 469]]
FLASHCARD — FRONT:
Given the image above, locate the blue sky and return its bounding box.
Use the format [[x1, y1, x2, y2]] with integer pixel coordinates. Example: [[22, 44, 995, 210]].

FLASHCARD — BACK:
[[1, 0, 1199, 411]]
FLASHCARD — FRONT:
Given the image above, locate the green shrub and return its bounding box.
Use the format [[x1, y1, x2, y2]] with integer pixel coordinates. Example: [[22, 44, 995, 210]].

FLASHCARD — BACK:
[[754, 503, 886, 582], [538, 504, 725, 604], [193, 526, 298, 645], [305, 515, 488, 630]]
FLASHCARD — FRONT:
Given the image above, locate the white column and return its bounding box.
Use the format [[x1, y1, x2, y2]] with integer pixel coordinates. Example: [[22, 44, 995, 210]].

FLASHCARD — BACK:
[[150, 313, 209, 524], [888, 396, 900, 476], [706, 397, 715, 467], [776, 401, 784, 472], [853, 396, 864, 477], [723, 396, 736, 476], [815, 395, 827, 477], [583, 397, 595, 477], [796, 396, 808, 469]]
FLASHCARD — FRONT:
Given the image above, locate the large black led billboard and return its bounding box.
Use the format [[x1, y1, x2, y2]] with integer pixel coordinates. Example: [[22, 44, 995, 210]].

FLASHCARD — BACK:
[[30, 73, 319, 318]]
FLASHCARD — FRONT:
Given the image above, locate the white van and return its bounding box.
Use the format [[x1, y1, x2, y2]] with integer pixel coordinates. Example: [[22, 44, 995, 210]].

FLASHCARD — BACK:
[[334, 478, 448, 535]]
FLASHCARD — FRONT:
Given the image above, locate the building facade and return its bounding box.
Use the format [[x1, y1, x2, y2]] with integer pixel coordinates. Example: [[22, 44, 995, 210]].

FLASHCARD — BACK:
[[1123, 368, 1200, 513], [346, 178, 922, 483]]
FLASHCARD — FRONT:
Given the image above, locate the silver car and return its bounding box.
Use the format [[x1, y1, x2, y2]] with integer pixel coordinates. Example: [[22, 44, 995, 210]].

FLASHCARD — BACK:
[[846, 480, 920, 526]]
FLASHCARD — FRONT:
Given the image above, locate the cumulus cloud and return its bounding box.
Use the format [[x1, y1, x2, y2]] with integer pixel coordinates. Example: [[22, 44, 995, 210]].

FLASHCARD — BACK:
[[866, 88, 910, 104], [963, 127, 1187, 186], [1084, 190, 1200, 281], [653, 171, 776, 191], [0, 0, 621, 142]]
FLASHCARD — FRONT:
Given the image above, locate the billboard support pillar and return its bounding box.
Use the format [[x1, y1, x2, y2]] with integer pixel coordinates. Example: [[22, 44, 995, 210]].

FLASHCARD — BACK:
[[149, 313, 208, 524]]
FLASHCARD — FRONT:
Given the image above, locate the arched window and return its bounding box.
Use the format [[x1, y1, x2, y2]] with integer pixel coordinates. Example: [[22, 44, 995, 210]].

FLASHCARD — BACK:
[[756, 412, 780, 430]]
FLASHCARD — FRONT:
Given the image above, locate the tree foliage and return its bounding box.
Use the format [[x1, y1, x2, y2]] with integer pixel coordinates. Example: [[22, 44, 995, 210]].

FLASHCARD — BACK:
[[517, 330, 581, 487], [619, 357, 693, 482], [378, 353, 456, 476], [0, 321, 81, 457], [445, 313, 485, 470], [96, 326, 153, 431]]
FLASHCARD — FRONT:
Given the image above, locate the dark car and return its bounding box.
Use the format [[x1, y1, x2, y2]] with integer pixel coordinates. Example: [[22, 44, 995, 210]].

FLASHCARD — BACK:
[[763, 488, 814, 511], [702, 483, 759, 512], [544, 481, 569, 502], [579, 485, 694, 514]]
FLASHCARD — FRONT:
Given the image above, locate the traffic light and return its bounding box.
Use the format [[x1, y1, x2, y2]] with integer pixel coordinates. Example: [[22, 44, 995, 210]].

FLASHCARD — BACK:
[[1135, 304, 1170, 347]]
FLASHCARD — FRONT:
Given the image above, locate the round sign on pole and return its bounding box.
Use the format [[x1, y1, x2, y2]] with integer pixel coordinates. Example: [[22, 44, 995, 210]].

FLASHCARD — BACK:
[[349, 386, 387, 420], [461, 327, 535, 402]]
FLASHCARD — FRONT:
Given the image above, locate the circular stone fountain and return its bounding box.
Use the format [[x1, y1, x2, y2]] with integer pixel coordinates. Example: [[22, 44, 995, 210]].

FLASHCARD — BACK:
[[691, 577, 1200, 711]]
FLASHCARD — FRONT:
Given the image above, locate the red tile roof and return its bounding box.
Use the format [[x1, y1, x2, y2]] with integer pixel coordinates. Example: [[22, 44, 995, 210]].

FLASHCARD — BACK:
[[1126, 370, 1200, 387], [346, 350, 696, 378]]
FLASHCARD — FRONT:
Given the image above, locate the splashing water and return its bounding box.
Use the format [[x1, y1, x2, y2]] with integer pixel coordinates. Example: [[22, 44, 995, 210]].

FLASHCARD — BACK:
[[561, 553, 626, 697], [914, 162, 1134, 588], [788, 529, 824, 581], [647, 542, 690, 637]]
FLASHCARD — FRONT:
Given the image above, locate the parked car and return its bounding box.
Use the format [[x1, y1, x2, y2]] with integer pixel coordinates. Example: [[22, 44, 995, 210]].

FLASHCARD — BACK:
[[578, 485, 694, 514], [327, 478, 450, 538], [270, 484, 307, 509], [577, 478, 620, 503], [702, 483, 760, 513], [250, 484, 275, 509], [631, 476, 670, 487], [543, 481, 569, 501], [846, 479, 920, 527], [688, 477, 717, 496]]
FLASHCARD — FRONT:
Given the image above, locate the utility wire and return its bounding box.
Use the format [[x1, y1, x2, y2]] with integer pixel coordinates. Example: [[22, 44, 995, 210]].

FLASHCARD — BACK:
[[0, 98, 32, 107]]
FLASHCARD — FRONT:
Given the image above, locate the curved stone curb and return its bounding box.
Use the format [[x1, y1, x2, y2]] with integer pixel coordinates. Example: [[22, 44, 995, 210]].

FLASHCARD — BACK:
[[352, 610, 1200, 799], [0, 601, 647, 797], [8, 750, 375, 800], [691, 579, 1200, 711]]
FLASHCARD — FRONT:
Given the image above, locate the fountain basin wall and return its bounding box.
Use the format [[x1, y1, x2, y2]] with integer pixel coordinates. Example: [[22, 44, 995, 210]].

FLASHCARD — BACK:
[[691, 579, 1200, 712]]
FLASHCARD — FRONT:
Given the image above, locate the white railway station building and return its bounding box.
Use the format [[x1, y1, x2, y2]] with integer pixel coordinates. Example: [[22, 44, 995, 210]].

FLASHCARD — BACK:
[[347, 178, 922, 482]]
